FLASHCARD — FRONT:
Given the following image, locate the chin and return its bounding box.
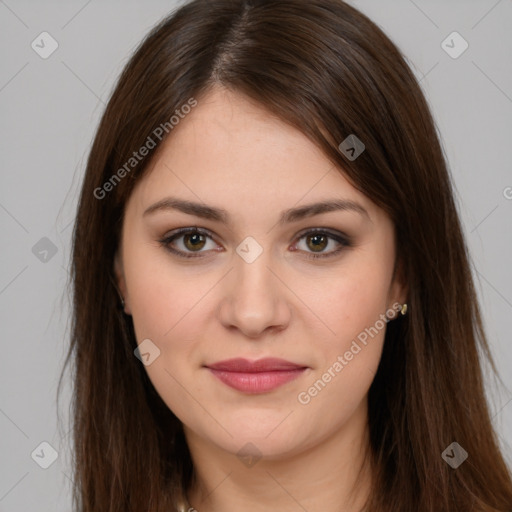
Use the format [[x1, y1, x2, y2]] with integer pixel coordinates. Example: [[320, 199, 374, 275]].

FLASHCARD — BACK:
[[193, 414, 315, 461]]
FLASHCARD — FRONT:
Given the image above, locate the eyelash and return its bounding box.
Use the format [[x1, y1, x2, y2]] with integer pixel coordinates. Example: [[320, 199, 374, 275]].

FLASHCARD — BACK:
[[158, 227, 351, 260]]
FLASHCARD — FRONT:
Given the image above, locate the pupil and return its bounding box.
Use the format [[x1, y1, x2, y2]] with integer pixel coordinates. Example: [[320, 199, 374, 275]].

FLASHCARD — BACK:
[[309, 234, 326, 252], [185, 233, 205, 250]]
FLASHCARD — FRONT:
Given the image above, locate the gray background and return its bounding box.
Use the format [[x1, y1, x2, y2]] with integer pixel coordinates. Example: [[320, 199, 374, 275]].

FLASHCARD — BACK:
[[1, 0, 511, 510]]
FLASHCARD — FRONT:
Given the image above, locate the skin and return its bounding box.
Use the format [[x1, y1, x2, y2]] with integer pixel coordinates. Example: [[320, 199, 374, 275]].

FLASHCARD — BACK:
[[114, 86, 406, 512]]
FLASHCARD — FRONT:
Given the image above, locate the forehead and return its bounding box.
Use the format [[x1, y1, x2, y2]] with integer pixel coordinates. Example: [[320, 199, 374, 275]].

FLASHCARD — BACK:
[[125, 87, 380, 224], [163, 88, 330, 180]]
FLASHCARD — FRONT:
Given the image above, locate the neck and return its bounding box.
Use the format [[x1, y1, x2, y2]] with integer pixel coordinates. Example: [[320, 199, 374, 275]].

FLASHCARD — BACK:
[[182, 401, 372, 512]]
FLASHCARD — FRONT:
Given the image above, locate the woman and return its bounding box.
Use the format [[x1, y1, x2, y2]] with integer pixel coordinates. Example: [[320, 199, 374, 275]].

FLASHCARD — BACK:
[[61, 0, 512, 510]]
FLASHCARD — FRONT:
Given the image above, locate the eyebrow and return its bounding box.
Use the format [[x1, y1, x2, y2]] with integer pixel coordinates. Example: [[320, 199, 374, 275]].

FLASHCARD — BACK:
[[143, 196, 371, 225]]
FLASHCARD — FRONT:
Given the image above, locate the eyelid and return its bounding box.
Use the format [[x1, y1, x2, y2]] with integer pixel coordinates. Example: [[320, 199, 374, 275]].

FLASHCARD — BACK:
[[293, 226, 350, 243], [291, 227, 351, 260], [158, 226, 351, 259], [159, 227, 220, 259]]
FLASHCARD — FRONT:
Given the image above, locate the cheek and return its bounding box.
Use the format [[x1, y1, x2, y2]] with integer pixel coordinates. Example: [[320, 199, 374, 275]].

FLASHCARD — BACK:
[[124, 240, 206, 342], [295, 282, 388, 429], [298, 259, 392, 344], [124, 244, 222, 359], [125, 256, 211, 420], [293, 260, 391, 409]]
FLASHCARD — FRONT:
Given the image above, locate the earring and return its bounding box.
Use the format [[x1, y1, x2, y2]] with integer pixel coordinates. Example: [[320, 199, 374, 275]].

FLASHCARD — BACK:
[[120, 296, 125, 308], [400, 303, 408, 316]]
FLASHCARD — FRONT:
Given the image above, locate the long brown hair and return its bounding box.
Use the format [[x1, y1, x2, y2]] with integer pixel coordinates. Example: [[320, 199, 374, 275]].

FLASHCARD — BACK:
[[60, 0, 512, 510]]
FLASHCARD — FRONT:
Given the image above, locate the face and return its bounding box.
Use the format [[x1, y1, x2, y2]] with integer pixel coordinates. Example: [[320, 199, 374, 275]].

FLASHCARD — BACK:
[[114, 86, 406, 460]]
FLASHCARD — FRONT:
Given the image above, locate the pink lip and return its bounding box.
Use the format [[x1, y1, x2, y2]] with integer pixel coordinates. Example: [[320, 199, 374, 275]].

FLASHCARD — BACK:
[[206, 358, 308, 394]]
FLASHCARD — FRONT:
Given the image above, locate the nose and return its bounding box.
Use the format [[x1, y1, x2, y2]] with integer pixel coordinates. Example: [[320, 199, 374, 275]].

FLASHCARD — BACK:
[[217, 248, 291, 339]]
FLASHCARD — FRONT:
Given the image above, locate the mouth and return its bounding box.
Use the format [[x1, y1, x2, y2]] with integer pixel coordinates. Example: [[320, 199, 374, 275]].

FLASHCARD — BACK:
[[205, 358, 308, 394]]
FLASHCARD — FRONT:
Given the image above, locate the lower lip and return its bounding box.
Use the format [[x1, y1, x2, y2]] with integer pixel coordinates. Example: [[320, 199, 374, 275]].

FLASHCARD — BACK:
[[208, 368, 306, 393]]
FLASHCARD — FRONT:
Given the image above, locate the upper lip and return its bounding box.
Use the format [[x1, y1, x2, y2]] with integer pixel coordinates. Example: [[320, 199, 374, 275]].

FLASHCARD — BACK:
[[206, 358, 307, 373]]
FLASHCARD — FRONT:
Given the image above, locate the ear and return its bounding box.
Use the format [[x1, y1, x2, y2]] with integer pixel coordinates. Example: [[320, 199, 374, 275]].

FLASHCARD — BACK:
[[388, 256, 408, 313], [113, 250, 131, 315]]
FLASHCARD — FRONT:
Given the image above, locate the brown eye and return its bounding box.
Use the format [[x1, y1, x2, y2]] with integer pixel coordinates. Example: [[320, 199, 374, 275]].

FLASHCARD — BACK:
[[159, 228, 219, 259], [183, 233, 207, 251], [294, 229, 351, 260], [306, 234, 328, 252]]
